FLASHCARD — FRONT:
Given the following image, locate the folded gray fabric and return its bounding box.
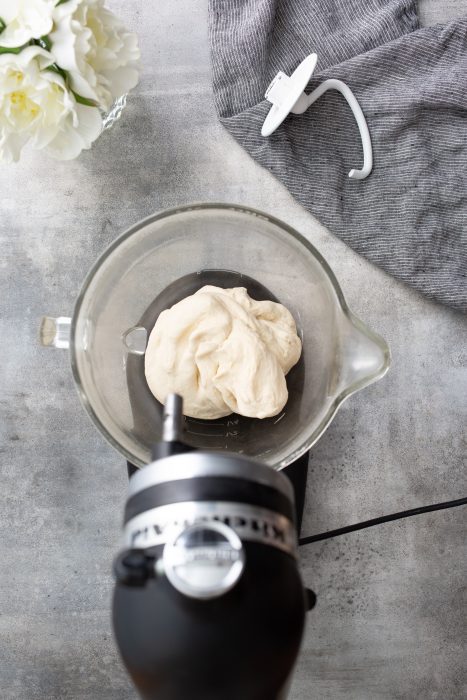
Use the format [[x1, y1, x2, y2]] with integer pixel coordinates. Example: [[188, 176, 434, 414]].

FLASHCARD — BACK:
[[209, 0, 467, 313]]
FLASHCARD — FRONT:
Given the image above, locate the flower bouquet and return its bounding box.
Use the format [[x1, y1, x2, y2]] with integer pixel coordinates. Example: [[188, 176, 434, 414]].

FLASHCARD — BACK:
[[0, 0, 140, 162]]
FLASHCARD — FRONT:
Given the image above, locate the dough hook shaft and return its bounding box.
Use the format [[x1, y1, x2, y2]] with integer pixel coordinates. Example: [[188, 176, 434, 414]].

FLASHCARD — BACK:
[[292, 78, 372, 180], [163, 394, 184, 443]]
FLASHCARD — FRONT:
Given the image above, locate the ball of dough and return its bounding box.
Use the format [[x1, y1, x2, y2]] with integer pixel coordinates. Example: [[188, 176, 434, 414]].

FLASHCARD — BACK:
[[144, 286, 302, 420]]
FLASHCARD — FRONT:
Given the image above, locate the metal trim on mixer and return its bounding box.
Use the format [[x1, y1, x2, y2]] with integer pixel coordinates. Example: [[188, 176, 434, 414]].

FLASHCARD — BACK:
[[123, 501, 298, 558], [128, 452, 295, 503]]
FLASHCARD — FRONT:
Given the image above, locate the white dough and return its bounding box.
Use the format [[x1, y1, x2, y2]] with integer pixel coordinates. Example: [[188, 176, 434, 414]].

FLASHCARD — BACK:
[[144, 286, 302, 420]]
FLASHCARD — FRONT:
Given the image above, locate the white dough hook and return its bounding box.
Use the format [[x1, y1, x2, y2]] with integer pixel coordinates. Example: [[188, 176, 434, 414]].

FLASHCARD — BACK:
[[261, 54, 373, 180]]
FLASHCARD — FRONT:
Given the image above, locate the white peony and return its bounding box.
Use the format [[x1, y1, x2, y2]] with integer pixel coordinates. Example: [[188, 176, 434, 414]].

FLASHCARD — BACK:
[[0, 45, 102, 162], [0, 0, 55, 48], [51, 0, 140, 111], [0, 0, 140, 161]]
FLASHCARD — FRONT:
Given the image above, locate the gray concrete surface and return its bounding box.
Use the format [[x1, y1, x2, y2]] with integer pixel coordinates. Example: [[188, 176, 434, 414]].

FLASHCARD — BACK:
[[0, 1, 466, 698]]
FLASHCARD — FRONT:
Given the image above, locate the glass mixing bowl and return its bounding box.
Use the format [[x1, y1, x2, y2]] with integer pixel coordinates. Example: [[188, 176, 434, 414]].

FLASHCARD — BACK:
[[40, 203, 390, 469]]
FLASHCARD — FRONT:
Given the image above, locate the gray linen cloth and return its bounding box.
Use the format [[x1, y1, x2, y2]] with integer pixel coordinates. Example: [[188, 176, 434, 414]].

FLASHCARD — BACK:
[[209, 0, 467, 313]]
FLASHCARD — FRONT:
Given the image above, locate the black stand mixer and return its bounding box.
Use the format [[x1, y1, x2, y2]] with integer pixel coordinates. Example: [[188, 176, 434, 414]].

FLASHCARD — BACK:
[[40, 204, 393, 698], [42, 206, 466, 700], [113, 395, 316, 700]]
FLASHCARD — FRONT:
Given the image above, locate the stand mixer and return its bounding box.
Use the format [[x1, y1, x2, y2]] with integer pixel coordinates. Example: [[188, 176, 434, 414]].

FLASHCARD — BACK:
[[40, 203, 390, 699], [113, 394, 316, 700]]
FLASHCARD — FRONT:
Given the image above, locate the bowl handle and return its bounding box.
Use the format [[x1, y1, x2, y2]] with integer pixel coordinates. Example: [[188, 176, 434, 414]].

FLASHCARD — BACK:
[[39, 316, 71, 350], [338, 312, 391, 397]]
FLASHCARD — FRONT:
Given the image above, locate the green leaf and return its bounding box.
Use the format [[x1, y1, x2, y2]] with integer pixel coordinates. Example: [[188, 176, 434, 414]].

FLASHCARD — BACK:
[[72, 91, 99, 108], [0, 17, 6, 35], [47, 63, 67, 82], [0, 45, 25, 54], [46, 65, 99, 107], [36, 35, 52, 51], [55, 0, 71, 5]]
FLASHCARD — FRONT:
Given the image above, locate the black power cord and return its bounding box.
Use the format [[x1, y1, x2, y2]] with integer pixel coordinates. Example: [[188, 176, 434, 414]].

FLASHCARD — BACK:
[[299, 497, 467, 546]]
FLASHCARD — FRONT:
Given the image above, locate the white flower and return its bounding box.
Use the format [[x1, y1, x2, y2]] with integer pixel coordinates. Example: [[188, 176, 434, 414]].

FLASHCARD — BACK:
[[51, 0, 140, 111], [0, 0, 55, 48], [0, 45, 102, 162], [0, 0, 140, 162]]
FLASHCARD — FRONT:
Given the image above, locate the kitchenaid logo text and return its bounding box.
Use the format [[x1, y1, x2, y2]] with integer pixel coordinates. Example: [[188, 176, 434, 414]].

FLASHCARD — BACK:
[[130, 514, 286, 544], [124, 502, 297, 557]]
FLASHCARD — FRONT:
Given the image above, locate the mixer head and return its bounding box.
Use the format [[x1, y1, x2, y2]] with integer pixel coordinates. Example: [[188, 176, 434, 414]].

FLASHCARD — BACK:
[[112, 394, 314, 700]]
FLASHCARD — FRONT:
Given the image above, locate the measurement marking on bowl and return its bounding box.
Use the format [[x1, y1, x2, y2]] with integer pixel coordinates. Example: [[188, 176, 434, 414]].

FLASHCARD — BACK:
[[198, 268, 244, 278], [295, 311, 304, 340], [273, 413, 285, 424], [257, 449, 272, 458], [186, 430, 225, 438]]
